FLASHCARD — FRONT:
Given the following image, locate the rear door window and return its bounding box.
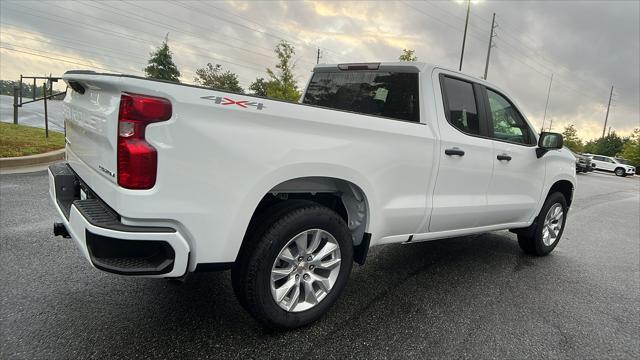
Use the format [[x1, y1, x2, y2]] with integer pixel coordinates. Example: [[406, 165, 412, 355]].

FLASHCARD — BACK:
[[302, 71, 420, 122], [440, 77, 481, 135]]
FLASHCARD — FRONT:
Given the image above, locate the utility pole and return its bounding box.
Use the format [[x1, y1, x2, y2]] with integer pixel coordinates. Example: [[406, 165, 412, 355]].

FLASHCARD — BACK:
[[601, 85, 614, 139], [43, 81, 49, 138], [13, 86, 19, 125], [316, 48, 321, 64], [458, 0, 471, 71], [541, 73, 553, 133], [482, 13, 497, 80]]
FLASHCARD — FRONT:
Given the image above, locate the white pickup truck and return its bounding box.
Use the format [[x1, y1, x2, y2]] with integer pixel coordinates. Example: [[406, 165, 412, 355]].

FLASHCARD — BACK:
[[49, 62, 576, 328]]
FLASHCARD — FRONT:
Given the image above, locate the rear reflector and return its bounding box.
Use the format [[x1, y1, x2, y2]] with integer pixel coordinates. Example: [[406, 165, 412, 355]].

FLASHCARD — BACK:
[[338, 63, 380, 71], [117, 93, 171, 190]]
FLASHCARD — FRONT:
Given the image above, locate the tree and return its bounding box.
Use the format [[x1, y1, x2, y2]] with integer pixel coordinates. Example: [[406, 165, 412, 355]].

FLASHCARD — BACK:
[[583, 139, 597, 154], [144, 36, 181, 82], [399, 49, 417, 62], [194, 63, 243, 93], [0, 80, 43, 98], [620, 128, 640, 167], [583, 132, 625, 157], [561, 124, 584, 152], [248, 77, 268, 97], [264, 41, 301, 101]]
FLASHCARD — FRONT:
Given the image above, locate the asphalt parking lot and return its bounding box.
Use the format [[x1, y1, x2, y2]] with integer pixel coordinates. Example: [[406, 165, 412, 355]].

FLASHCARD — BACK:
[[1, 169, 638, 359]]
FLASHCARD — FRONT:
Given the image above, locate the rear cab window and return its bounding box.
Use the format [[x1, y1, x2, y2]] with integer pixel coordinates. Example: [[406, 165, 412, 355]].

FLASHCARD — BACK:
[[302, 70, 420, 122], [440, 76, 481, 135]]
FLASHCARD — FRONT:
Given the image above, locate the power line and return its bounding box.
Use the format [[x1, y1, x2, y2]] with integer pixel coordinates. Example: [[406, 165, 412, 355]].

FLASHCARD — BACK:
[[50, 1, 283, 66], [0, 46, 129, 73], [420, 1, 611, 98], [402, 1, 486, 43], [111, 0, 319, 69], [0, 22, 152, 60], [1, 4, 272, 75], [96, 0, 276, 57], [113, 0, 317, 68], [490, 41, 605, 103], [489, 14, 610, 95], [1, 43, 142, 70], [188, 1, 354, 63], [171, 0, 358, 63], [423, 0, 491, 32], [1, 33, 150, 64]]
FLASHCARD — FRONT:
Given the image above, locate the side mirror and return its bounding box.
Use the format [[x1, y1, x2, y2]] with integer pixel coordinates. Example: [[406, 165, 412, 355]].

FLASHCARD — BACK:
[[536, 132, 563, 158]]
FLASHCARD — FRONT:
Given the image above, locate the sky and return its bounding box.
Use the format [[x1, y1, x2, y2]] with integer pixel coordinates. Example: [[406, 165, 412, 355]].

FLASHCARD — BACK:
[[0, 0, 638, 140]]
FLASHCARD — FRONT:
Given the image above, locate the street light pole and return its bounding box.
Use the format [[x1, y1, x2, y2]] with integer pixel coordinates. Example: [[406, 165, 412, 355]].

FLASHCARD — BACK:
[[458, 0, 471, 71]]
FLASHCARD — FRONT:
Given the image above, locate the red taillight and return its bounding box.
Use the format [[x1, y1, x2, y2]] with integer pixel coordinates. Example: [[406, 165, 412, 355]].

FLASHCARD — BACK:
[[117, 93, 171, 189]]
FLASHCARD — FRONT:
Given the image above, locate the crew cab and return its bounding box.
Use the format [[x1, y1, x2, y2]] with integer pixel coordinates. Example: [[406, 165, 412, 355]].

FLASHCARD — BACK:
[[49, 63, 576, 329]]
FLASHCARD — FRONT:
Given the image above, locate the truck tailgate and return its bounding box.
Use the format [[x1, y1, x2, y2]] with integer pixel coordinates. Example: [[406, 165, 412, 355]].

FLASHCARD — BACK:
[[63, 74, 122, 186]]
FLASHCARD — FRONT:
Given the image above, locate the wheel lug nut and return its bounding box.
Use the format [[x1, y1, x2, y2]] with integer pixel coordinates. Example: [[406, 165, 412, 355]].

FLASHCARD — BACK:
[[295, 274, 300, 280], [297, 256, 304, 262], [303, 274, 310, 280], [309, 265, 315, 270], [307, 256, 313, 261]]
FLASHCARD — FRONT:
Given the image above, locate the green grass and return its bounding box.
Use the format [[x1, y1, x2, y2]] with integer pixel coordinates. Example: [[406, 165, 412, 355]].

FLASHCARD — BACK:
[[0, 123, 65, 157]]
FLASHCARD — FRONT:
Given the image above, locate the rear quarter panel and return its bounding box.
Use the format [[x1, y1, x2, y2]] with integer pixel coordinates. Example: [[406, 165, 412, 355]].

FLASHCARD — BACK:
[[65, 74, 439, 266]]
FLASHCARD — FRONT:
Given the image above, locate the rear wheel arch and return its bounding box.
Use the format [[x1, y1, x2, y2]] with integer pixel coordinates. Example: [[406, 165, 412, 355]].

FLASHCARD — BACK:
[[236, 177, 370, 262]]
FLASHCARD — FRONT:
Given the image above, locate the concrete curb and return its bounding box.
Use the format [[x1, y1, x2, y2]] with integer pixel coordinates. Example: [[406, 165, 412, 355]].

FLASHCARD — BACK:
[[0, 149, 65, 169]]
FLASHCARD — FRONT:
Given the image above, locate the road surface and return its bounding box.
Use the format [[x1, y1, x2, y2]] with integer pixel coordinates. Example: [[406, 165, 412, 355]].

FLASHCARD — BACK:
[[1, 170, 638, 359]]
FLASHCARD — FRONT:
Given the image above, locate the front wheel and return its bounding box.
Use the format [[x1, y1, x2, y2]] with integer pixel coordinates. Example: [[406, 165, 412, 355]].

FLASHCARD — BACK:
[[232, 203, 353, 329], [518, 192, 568, 256], [614, 167, 626, 177]]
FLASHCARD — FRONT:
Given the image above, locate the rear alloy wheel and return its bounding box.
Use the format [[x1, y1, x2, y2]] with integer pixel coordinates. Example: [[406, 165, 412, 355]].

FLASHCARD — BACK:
[[232, 203, 353, 329], [614, 167, 626, 177], [270, 229, 341, 312]]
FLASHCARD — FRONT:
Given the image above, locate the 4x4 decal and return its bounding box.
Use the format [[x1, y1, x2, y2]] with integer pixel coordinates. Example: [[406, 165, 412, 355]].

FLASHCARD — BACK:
[[201, 95, 265, 110]]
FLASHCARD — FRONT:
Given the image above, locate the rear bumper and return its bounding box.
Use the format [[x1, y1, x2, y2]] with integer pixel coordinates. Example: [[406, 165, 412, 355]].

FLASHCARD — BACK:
[[48, 163, 190, 277]]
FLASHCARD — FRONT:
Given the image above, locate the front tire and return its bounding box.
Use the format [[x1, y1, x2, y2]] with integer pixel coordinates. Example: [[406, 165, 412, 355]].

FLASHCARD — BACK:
[[232, 203, 353, 329], [518, 192, 568, 256], [615, 167, 626, 177]]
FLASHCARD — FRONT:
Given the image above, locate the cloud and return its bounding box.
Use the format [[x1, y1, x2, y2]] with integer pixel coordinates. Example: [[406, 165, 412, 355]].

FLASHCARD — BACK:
[[0, 0, 637, 140]]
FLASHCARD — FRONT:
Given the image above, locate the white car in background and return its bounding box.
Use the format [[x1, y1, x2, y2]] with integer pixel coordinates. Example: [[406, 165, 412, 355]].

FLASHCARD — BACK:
[[588, 155, 636, 177]]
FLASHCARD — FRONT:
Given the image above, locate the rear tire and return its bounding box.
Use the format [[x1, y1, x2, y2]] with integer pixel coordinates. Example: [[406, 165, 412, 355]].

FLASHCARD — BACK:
[[232, 202, 353, 329], [518, 192, 567, 256]]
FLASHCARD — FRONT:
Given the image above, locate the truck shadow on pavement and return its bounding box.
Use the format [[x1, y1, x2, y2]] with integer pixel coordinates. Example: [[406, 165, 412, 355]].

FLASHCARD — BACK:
[[51, 231, 567, 359]]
